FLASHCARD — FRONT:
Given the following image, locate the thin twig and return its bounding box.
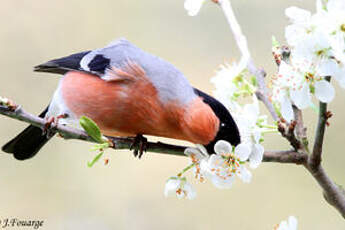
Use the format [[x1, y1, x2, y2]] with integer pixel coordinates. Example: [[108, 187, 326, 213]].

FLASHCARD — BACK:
[[277, 119, 302, 152], [309, 76, 331, 168], [0, 103, 302, 163], [216, 0, 279, 121]]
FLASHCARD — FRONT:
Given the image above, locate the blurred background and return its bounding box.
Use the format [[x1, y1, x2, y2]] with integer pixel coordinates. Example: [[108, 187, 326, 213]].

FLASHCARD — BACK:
[[0, 0, 344, 229]]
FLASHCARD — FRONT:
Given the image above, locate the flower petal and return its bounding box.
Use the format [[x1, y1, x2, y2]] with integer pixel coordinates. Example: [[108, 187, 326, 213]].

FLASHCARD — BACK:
[[285, 7, 311, 24], [290, 83, 312, 109], [195, 144, 209, 157], [184, 0, 205, 16], [234, 143, 251, 161], [333, 66, 345, 89], [199, 159, 211, 178], [214, 140, 232, 155], [317, 59, 338, 77], [315, 80, 335, 103], [316, 0, 324, 13], [249, 144, 264, 169], [280, 96, 294, 122], [327, 0, 345, 12], [277, 220, 288, 230], [243, 96, 260, 124], [288, 216, 298, 230], [184, 145, 209, 160], [237, 166, 252, 183], [184, 182, 197, 200], [285, 24, 305, 46], [184, 147, 199, 157], [164, 178, 180, 197], [200, 155, 221, 180], [253, 128, 262, 144], [211, 175, 235, 189]]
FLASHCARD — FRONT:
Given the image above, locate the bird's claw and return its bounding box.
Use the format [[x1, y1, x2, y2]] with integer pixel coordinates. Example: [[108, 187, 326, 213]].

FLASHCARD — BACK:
[[42, 114, 68, 138], [130, 134, 147, 159]]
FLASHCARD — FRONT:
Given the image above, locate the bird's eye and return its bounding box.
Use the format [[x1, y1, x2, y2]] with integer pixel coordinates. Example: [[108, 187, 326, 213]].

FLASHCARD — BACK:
[[221, 123, 226, 127]]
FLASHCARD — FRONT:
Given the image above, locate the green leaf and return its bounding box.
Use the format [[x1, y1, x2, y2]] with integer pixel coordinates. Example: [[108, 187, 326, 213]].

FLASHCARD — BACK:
[[87, 151, 104, 167], [79, 116, 104, 143]]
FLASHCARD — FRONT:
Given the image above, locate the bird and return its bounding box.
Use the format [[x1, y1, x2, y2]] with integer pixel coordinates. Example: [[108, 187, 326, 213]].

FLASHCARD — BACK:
[[2, 38, 240, 160]]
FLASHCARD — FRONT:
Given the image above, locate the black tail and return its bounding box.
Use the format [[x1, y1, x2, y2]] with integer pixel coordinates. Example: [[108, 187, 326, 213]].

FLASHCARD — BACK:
[[2, 107, 53, 160]]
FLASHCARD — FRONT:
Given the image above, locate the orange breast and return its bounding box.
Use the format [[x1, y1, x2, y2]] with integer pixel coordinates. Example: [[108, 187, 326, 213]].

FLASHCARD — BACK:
[[61, 71, 219, 145]]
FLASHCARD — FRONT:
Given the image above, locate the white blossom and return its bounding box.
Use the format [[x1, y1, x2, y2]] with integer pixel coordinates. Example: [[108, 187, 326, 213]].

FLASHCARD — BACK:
[[330, 36, 345, 67], [285, 7, 311, 25], [164, 177, 196, 200], [232, 96, 265, 168], [317, 0, 345, 37], [279, 0, 345, 112], [279, 96, 294, 122], [333, 64, 345, 89], [184, 144, 209, 160], [272, 61, 306, 121], [199, 140, 252, 189], [276, 216, 298, 230], [184, 145, 209, 182], [272, 58, 335, 121], [211, 62, 267, 168], [285, 6, 313, 48], [210, 62, 247, 110], [315, 80, 335, 102], [184, 0, 205, 16]]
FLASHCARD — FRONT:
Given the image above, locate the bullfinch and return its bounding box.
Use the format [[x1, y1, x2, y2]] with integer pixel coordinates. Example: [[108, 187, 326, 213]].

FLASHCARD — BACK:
[[2, 38, 240, 160]]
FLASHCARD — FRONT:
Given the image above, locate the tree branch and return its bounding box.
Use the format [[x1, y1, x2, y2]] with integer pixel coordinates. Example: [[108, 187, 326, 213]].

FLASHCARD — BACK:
[[213, 0, 345, 218], [293, 105, 309, 153], [264, 150, 307, 164], [0, 104, 187, 157], [304, 164, 345, 218], [309, 76, 331, 168], [0, 101, 302, 164]]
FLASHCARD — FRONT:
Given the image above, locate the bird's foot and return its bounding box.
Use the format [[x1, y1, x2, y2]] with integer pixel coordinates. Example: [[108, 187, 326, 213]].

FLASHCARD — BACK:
[[42, 114, 68, 137], [130, 134, 148, 159]]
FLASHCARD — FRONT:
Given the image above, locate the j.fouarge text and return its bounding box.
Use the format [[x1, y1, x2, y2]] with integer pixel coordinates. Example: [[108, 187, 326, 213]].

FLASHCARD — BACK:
[[0, 218, 43, 229]]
